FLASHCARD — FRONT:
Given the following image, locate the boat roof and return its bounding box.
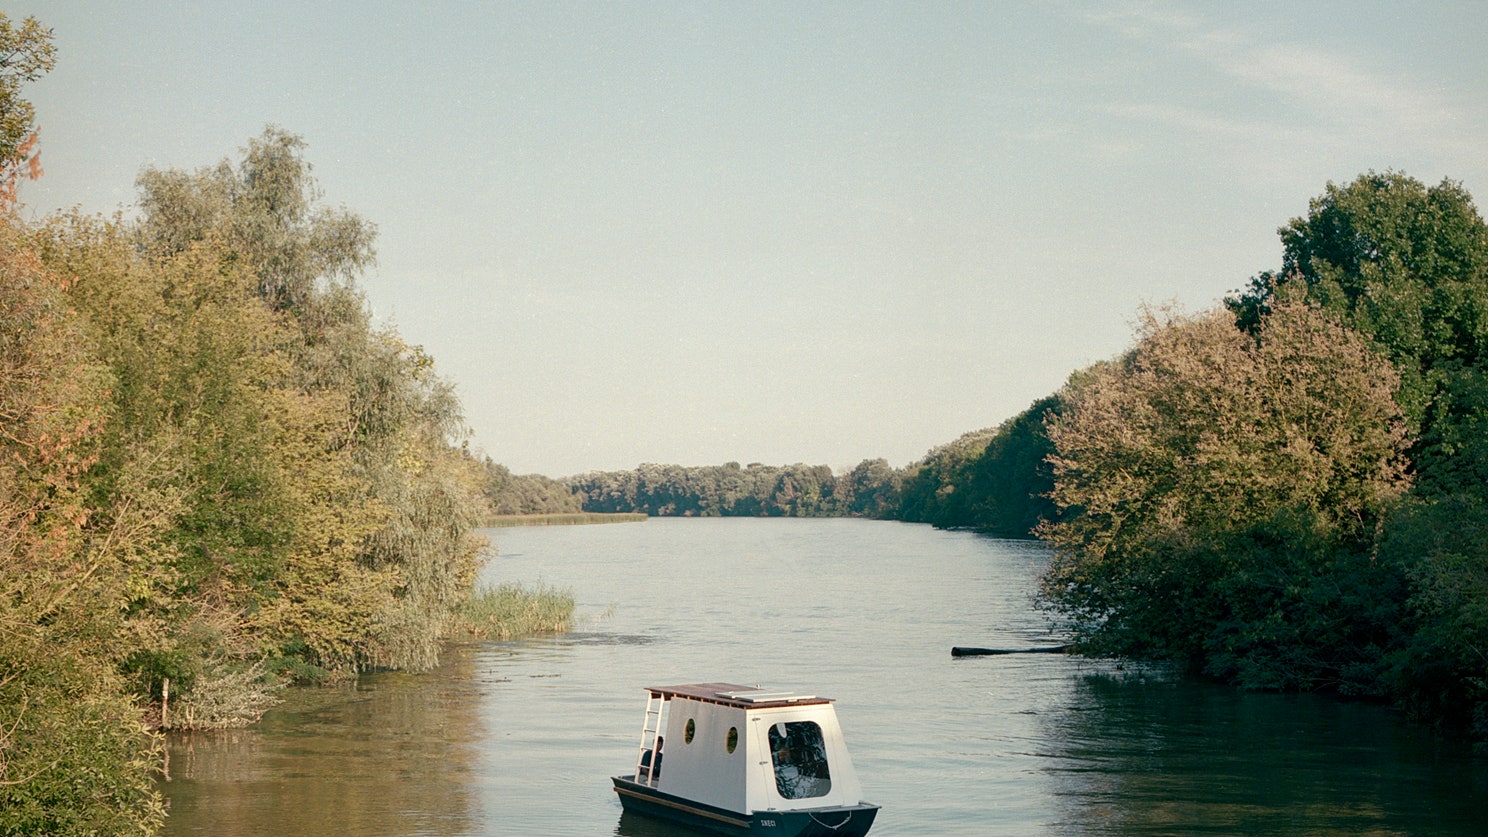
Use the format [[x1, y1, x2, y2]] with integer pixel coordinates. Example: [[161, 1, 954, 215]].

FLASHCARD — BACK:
[[646, 682, 833, 709]]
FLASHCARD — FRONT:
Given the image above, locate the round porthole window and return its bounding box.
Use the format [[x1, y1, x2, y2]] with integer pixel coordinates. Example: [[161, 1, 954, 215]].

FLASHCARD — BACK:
[[684, 719, 696, 744], [726, 727, 739, 754]]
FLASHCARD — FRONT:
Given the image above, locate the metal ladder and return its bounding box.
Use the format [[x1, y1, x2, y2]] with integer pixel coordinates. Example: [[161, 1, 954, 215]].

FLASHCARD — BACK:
[[634, 690, 667, 787]]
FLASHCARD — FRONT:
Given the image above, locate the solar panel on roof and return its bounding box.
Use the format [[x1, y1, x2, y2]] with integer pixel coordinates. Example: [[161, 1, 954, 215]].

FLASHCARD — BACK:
[[715, 689, 818, 703]]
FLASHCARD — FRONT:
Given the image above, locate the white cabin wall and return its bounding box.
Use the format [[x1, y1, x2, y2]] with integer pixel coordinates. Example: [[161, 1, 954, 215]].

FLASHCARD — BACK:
[[656, 700, 750, 813]]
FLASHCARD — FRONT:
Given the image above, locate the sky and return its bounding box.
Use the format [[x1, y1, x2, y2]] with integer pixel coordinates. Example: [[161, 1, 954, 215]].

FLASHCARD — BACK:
[[13, 1, 1488, 477]]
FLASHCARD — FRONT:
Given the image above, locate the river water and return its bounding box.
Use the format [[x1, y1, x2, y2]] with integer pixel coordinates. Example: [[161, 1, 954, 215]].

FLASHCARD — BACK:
[[160, 518, 1488, 835]]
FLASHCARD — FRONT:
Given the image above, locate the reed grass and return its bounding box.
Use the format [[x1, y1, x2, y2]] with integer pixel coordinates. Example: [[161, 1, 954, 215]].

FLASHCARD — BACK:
[[453, 581, 575, 640], [484, 512, 647, 527]]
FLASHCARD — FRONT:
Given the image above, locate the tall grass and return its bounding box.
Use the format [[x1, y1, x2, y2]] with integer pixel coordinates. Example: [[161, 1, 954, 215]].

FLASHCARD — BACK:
[[453, 581, 575, 640], [484, 512, 647, 527]]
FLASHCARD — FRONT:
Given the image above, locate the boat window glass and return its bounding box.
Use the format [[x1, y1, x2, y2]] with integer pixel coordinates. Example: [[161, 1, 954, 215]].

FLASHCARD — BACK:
[[768, 721, 832, 799], [684, 719, 695, 744], [726, 727, 738, 753]]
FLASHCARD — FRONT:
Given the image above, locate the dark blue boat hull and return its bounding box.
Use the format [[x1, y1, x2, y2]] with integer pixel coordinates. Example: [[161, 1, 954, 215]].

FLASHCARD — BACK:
[[613, 775, 879, 836]]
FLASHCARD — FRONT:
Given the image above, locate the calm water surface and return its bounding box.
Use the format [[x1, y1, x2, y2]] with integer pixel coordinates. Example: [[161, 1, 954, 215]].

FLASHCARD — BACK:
[[160, 518, 1488, 835]]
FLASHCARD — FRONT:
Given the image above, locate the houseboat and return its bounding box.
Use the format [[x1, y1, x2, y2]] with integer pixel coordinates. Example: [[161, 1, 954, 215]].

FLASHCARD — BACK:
[[612, 682, 879, 836]]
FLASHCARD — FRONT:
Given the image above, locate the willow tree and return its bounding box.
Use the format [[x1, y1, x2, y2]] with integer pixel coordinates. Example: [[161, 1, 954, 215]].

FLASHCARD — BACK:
[[132, 128, 486, 672], [1040, 300, 1410, 689]]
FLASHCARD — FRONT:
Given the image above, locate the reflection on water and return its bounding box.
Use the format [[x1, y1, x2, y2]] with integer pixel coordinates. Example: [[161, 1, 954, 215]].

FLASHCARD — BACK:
[[614, 810, 706, 836], [1042, 669, 1488, 835], [158, 519, 1488, 836], [161, 646, 487, 836]]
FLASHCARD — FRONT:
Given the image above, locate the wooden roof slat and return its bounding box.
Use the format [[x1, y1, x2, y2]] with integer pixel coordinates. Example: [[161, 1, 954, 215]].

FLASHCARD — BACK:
[[645, 682, 834, 709]]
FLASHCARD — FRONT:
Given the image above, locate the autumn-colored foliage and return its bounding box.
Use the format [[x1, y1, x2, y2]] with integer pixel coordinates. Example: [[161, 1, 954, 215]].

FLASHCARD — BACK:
[[0, 216, 166, 834], [3, 123, 496, 832], [1039, 301, 1411, 686], [0, 14, 54, 209]]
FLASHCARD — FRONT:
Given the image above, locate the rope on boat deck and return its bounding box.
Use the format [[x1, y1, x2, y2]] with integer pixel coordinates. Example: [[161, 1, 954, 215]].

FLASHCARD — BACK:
[[808, 810, 853, 830]]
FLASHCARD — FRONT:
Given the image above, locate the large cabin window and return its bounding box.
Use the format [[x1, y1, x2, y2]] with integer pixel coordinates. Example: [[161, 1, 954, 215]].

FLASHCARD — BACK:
[[767, 721, 832, 799]]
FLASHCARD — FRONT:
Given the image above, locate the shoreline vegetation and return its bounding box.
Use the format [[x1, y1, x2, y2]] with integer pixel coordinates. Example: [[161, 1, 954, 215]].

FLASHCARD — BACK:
[[484, 512, 648, 527], [450, 581, 577, 641], [147, 580, 578, 731]]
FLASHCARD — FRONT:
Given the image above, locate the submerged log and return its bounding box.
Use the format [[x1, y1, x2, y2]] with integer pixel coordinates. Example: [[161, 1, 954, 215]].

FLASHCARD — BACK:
[[951, 645, 1071, 657]]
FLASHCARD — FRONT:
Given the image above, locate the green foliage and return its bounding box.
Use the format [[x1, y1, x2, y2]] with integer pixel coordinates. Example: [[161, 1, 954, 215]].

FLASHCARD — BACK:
[[1224, 172, 1488, 736], [0, 633, 166, 835], [962, 396, 1062, 537], [119, 126, 490, 676], [161, 659, 282, 731], [1039, 301, 1411, 684], [568, 461, 849, 518], [892, 396, 1071, 533], [360, 437, 488, 670], [896, 396, 1064, 536], [2, 27, 501, 823], [1377, 495, 1488, 738], [1413, 359, 1488, 500], [842, 458, 902, 519], [15, 123, 493, 765], [1229, 171, 1488, 435], [135, 128, 376, 316], [486, 512, 648, 526], [0, 216, 164, 834], [482, 458, 583, 515], [895, 428, 997, 528], [244, 387, 393, 673]]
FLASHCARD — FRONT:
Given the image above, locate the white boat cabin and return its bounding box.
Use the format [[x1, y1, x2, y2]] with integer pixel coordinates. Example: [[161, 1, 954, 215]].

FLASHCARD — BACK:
[[630, 682, 869, 816]]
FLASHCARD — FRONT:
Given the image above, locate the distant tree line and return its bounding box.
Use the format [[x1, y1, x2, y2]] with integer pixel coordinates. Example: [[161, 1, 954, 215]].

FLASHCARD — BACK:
[[480, 458, 911, 521], [891, 399, 1060, 537], [477, 418, 1050, 535], [569, 462, 854, 517], [479, 420, 1052, 536], [480, 458, 583, 515]]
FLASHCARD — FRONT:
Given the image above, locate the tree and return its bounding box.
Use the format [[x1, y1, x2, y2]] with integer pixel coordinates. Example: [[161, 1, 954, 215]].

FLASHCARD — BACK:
[[844, 458, 901, 519], [0, 14, 54, 208], [895, 428, 997, 527], [35, 212, 344, 696], [963, 394, 1062, 537], [129, 128, 486, 673], [1040, 301, 1410, 687], [1228, 171, 1488, 439], [481, 458, 582, 515], [136, 127, 375, 316], [566, 460, 856, 518], [1225, 172, 1488, 726], [29, 129, 485, 701], [0, 216, 165, 833], [1377, 494, 1488, 737]]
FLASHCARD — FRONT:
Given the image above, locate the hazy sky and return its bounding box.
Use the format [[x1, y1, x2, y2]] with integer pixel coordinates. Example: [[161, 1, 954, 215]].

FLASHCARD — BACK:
[[15, 1, 1488, 476]]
